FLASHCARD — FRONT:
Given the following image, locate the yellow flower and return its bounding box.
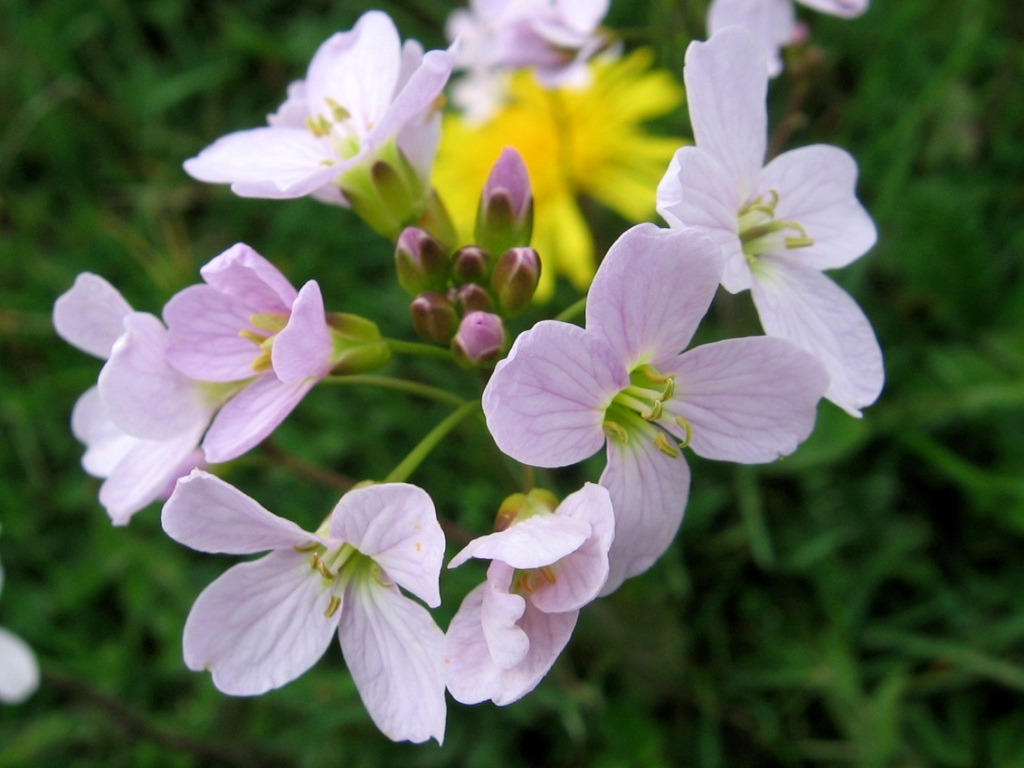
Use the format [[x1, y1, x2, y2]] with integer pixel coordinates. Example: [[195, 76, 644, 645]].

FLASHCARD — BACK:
[[432, 48, 685, 300]]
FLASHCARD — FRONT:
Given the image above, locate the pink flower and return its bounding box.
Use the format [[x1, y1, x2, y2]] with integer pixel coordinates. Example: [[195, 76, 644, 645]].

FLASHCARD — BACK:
[[444, 484, 613, 705], [163, 243, 362, 463], [707, 0, 869, 76], [183, 11, 454, 204], [483, 224, 828, 592], [53, 274, 212, 524], [656, 27, 882, 416], [162, 471, 447, 744]]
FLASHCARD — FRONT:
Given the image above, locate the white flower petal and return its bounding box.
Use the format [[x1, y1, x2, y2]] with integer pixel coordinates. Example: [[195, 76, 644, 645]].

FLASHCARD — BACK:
[[52, 273, 133, 359], [707, 0, 795, 77], [0, 626, 39, 704], [448, 514, 590, 570]]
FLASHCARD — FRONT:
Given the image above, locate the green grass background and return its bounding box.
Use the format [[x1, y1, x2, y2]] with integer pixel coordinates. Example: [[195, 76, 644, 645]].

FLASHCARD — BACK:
[[1, 0, 1023, 765]]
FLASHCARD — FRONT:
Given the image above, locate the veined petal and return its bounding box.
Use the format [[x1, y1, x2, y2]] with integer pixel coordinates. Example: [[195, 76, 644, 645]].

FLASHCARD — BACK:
[[586, 223, 723, 369], [448, 514, 591, 570], [163, 285, 263, 382], [483, 320, 626, 468], [663, 337, 828, 463], [339, 578, 446, 744], [685, 26, 768, 195], [760, 145, 877, 271], [656, 146, 751, 293], [707, 0, 795, 77], [183, 126, 342, 199], [480, 562, 529, 670], [444, 583, 577, 707], [99, 422, 205, 526], [750, 255, 884, 416], [0, 626, 39, 704], [798, 0, 868, 18], [600, 437, 690, 595], [328, 484, 444, 608], [198, 243, 297, 312], [271, 281, 332, 383], [182, 549, 338, 696], [71, 386, 134, 477], [306, 12, 402, 135], [52, 273, 133, 359], [162, 470, 316, 554], [99, 312, 214, 441], [530, 482, 614, 613]]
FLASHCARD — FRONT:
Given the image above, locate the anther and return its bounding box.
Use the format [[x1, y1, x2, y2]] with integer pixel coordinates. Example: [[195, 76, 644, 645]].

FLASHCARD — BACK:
[[674, 416, 693, 448], [653, 432, 680, 458], [324, 595, 341, 618], [603, 420, 629, 443], [293, 541, 320, 553]]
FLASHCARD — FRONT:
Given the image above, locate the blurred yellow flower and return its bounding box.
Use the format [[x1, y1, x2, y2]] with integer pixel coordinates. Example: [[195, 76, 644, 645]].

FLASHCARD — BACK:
[[432, 48, 685, 300]]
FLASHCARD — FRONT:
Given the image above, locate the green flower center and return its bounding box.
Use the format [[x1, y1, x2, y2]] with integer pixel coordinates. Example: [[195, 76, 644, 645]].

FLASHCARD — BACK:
[[306, 98, 362, 160], [738, 190, 814, 260], [238, 312, 290, 373], [294, 540, 377, 619], [603, 364, 691, 458]]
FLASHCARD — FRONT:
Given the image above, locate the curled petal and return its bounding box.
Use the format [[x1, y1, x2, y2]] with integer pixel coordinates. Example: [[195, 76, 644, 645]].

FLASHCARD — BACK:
[[271, 281, 332, 383], [52, 273, 133, 359], [339, 578, 446, 744], [448, 514, 590, 570], [198, 243, 297, 312], [182, 550, 339, 696], [483, 321, 626, 468], [480, 563, 529, 670]]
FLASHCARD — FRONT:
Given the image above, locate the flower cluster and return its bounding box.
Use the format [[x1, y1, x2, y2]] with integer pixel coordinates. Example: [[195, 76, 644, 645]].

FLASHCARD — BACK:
[[49, 3, 880, 743]]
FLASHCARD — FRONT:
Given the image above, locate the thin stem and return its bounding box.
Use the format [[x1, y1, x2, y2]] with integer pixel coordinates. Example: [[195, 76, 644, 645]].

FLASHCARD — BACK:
[[384, 399, 481, 483], [320, 374, 466, 407], [386, 338, 454, 362], [554, 296, 587, 324]]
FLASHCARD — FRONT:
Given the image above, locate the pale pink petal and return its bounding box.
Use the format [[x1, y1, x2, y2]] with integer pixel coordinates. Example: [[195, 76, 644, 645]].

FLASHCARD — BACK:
[[71, 387, 134, 477], [600, 437, 691, 595], [98, 313, 214, 441], [797, 0, 868, 18], [271, 281, 332, 383], [483, 320, 626, 468], [0, 626, 39, 704], [183, 550, 338, 696], [201, 374, 316, 463], [162, 470, 316, 554], [656, 146, 752, 293], [305, 13, 402, 135], [444, 584, 578, 707], [163, 285, 262, 382], [329, 484, 444, 608], [586, 224, 723, 369], [198, 243, 297, 311], [707, 0, 795, 77], [662, 337, 828, 463], [183, 126, 342, 199], [685, 26, 768, 195], [554, 0, 609, 33], [530, 482, 614, 613], [99, 423, 205, 526], [480, 563, 529, 670], [448, 514, 590, 570], [267, 81, 308, 129], [339, 578, 446, 744], [760, 145, 877, 271], [52, 273, 133, 359], [750, 255, 884, 416]]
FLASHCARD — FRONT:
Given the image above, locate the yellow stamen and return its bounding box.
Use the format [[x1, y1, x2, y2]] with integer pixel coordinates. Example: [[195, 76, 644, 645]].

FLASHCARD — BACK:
[[653, 432, 679, 458], [324, 595, 341, 618]]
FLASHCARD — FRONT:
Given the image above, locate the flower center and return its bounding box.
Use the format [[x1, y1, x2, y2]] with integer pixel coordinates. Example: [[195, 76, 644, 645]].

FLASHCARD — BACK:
[[603, 364, 691, 458], [238, 312, 290, 373], [513, 565, 558, 595], [306, 98, 363, 161], [294, 540, 376, 619], [738, 190, 814, 260]]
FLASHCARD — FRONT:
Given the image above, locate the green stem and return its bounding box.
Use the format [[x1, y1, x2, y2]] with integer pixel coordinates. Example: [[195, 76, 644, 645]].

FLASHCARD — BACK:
[[320, 374, 466, 407], [384, 399, 481, 483], [554, 296, 587, 324], [386, 338, 454, 362]]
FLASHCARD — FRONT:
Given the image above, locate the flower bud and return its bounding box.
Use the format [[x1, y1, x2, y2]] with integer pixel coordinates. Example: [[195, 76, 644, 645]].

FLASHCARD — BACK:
[[451, 311, 507, 369], [452, 283, 494, 314], [325, 313, 392, 374], [339, 141, 428, 241], [475, 148, 534, 257], [451, 245, 491, 285], [395, 227, 448, 296], [494, 488, 560, 531], [490, 247, 541, 317], [409, 292, 458, 344]]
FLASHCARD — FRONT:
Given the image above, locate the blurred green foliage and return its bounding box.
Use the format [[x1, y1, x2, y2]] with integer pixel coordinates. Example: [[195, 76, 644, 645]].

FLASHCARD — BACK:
[[1, 0, 1023, 765]]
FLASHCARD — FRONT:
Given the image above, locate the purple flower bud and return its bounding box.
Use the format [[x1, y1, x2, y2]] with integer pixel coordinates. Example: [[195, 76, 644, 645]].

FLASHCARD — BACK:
[[451, 311, 507, 369], [453, 283, 495, 314], [410, 292, 459, 344], [490, 247, 541, 317], [451, 245, 492, 285], [474, 148, 534, 257], [395, 227, 449, 296]]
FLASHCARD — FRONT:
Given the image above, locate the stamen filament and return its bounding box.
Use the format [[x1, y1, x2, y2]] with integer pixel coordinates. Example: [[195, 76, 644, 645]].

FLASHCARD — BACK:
[[324, 595, 341, 618]]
